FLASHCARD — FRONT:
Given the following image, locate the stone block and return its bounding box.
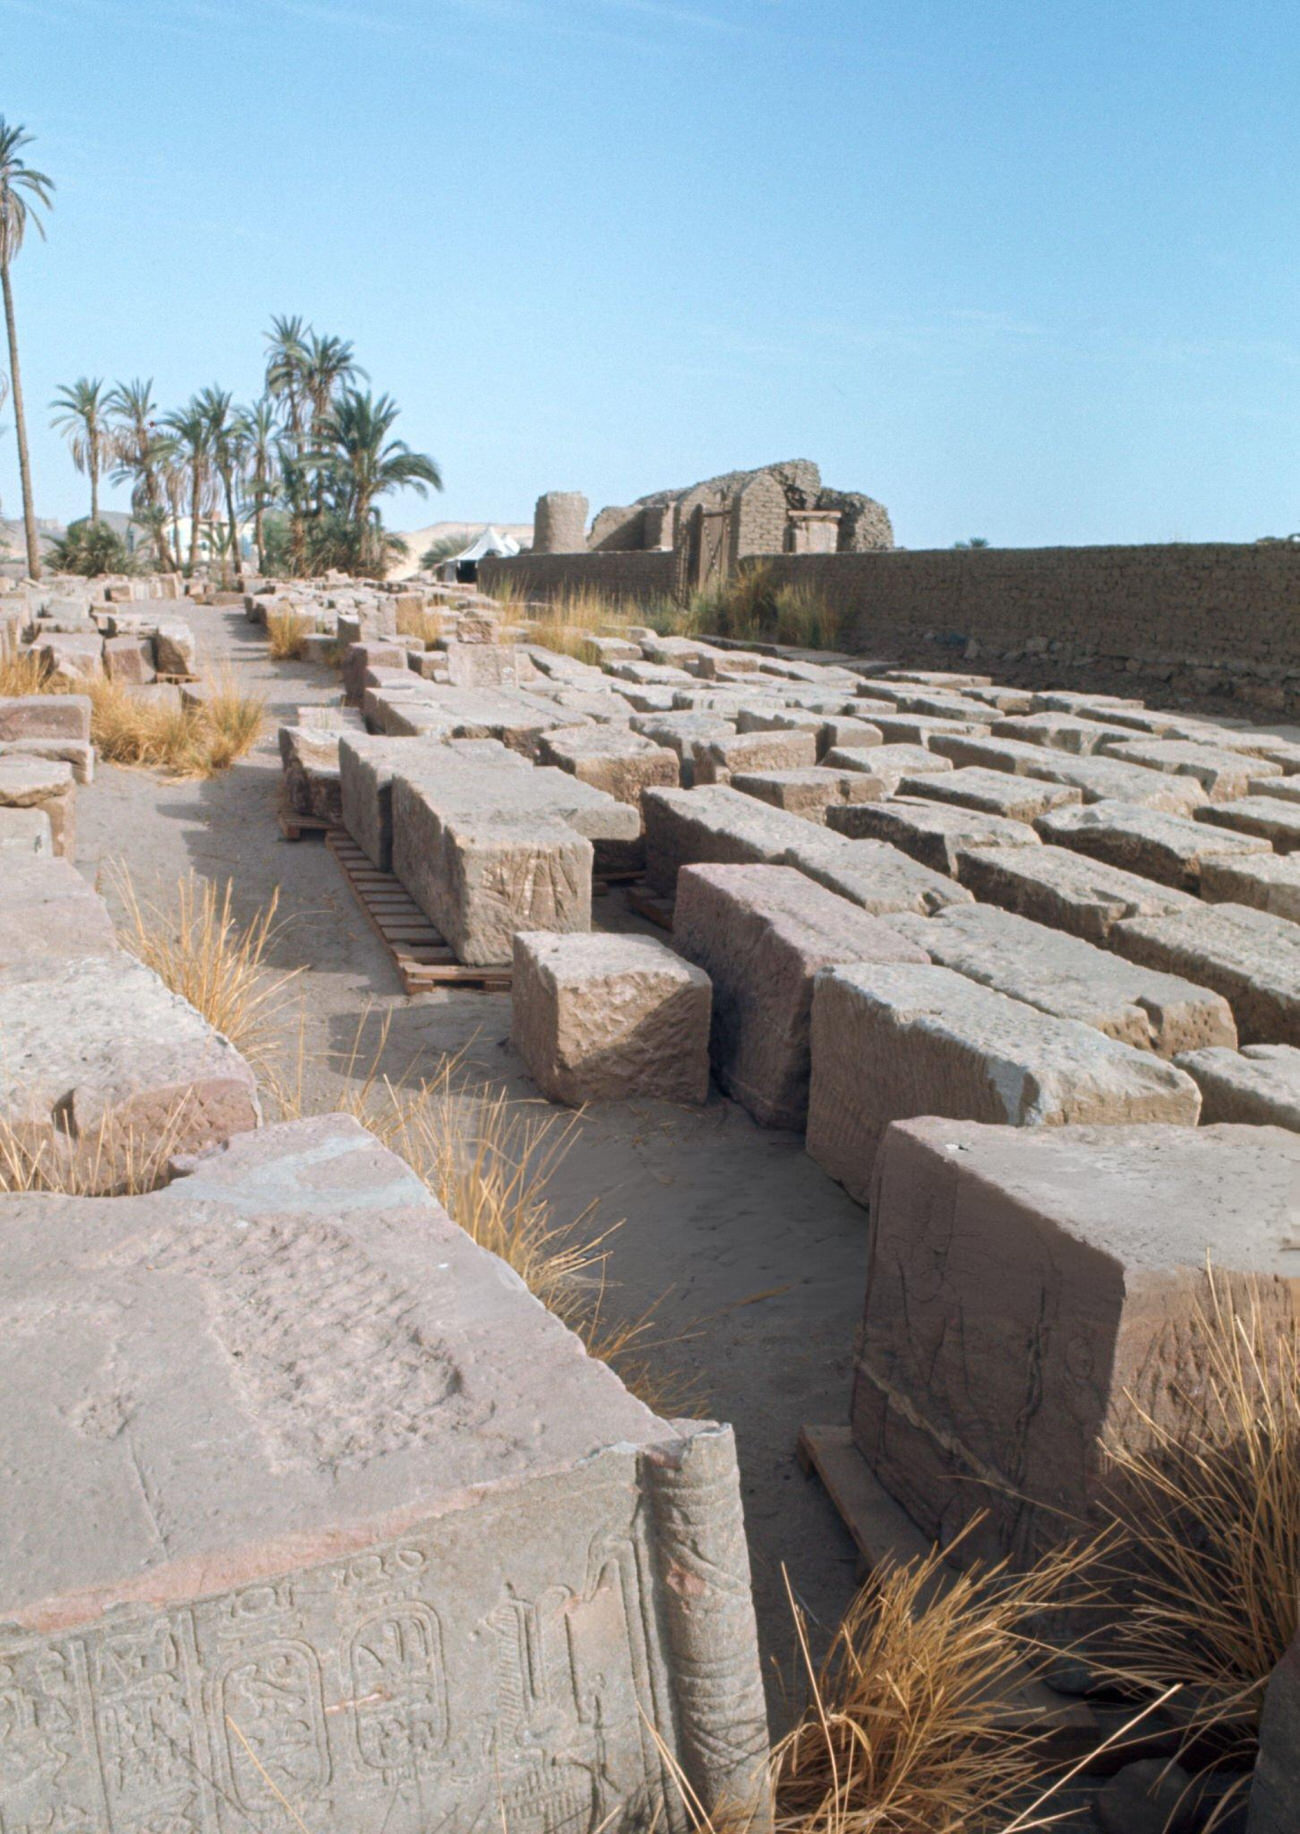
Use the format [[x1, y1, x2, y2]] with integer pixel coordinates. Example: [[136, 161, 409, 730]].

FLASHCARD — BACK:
[[1100, 738, 1282, 801], [642, 784, 825, 896], [1196, 795, 1300, 852], [674, 863, 927, 1129], [392, 776, 593, 965], [0, 756, 75, 859], [0, 1113, 769, 1834], [931, 733, 1209, 811], [827, 796, 1039, 874], [955, 843, 1195, 942], [538, 725, 679, 806], [0, 694, 91, 743], [806, 963, 1200, 1203], [824, 742, 953, 795], [1174, 1043, 1300, 1129], [869, 711, 991, 746], [1035, 799, 1271, 888], [33, 631, 102, 686], [784, 832, 975, 916], [731, 766, 882, 823], [512, 931, 711, 1104], [899, 766, 1082, 823], [152, 619, 197, 676], [343, 640, 407, 705], [441, 640, 519, 690], [1111, 902, 1300, 1045], [0, 856, 117, 967], [0, 737, 94, 784], [103, 634, 156, 684], [1199, 853, 1300, 924], [422, 686, 587, 759], [0, 808, 52, 857], [278, 726, 343, 823], [992, 711, 1133, 753], [629, 715, 735, 788], [853, 1117, 1300, 1565], [0, 950, 261, 1185], [337, 734, 512, 870], [895, 901, 1236, 1056]]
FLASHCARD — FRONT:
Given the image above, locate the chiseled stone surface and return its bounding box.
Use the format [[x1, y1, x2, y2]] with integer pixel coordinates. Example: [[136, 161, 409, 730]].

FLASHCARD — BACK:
[[1111, 902, 1300, 1045], [0, 693, 91, 743], [0, 1115, 770, 1834], [340, 735, 528, 870], [828, 795, 1040, 874], [392, 775, 593, 966], [783, 831, 975, 916], [1035, 798, 1270, 888], [674, 863, 926, 1130], [512, 930, 711, 1105], [930, 732, 1209, 810], [731, 766, 882, 823], [278, 725, 344, 823], [854, 1118, 1300, 1567], [1200, 852, 1300, 925], [1174, 1043, 1300, 1130], [806, 963, 1200, 1203], [890, 902, 1236, 1056], [869, 711, 991, 746], [899, 765, 1081, 823], [1196, 794, 1300, 853], [692, 728, 818, 787], [0, 856, 117, 967], [955, 842, 1195, 942], [642, 784, 822, 895], [991, 710, 1134, 754], [0, 807, 52, 858], [824, 742, 953, 797], [537, 724, 679, 805], [0, 950, 261, 1178], [0, 755, 75, 859], [1100, 737, 1282, 801]]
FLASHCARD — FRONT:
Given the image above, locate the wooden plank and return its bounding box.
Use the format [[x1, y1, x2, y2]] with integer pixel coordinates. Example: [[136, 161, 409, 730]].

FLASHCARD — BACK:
[[627, 885, 674, 931]]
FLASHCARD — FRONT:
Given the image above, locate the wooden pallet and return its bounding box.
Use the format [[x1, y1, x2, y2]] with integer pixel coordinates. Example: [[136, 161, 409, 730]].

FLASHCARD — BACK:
[[326, 829, 512, 993], [626, 884, 674, 930], [279, 806, 334, 842]]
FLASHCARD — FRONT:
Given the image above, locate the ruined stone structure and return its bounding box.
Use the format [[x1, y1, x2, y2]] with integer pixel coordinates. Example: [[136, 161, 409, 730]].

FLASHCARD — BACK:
[[532, 490, 590, 554]]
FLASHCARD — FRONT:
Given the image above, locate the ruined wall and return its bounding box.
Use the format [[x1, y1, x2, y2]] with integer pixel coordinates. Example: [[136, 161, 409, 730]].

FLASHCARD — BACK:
[[480, 549, 680, 604], [532, 492, 589, 554], [732, 473, 789, 560], [589, 506, 646, 551]]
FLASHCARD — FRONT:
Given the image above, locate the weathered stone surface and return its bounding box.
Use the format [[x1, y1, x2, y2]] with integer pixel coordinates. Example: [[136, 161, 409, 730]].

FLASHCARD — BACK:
[[339, 735, 528, 870], [807, 964, 1200, 1202], [630, 715, 736, 788], [784, 832, 975, 915], [1200, 852, 1300, 924], [103, 633, 156, 684], [825, 742, 954, 793], [0, 693, 90, 743], [343, 639, 407, 704], [731, 766, 882, 823], [828, 796, 1039, 874], [675, 864, 926, 1130], [1035, 799, 1271, 888], [0, 735, 95, 784], [643, 785, 827, 895], [1100, 738, 1282, 801], [1196, 795, 1300, 852], [419, 686, 585, 758], [929, 733, 1208, 810], [33, 631, 103, 685], [892, 902, 1236, 1055], [0, 756, 75, 858], [392, 776, 593, 964], [870, 711, 991, 746], [0, 856, 117, 967], [0, 950, 261, 1180], [538, 725, 679, 805], [440, 639, 519, 689], [152, 619, 197, 676], [1174, 1043, 1300, 1129], [512, 931, 711, 1104], [0, 1114, 770, 1834], [1112, 902, 1300, 1045], [955, 843, 1195, 942], [692, 728, 818, 787], [899, 766, 1082, 823], [853, 1117, 1300, 1568], [278, 726, 343, 822], [0, 807, 51, 857], [1251, 1629, 1300, 1834], [992, 711, 1133, 754], [1245, 774, 1300, 805]]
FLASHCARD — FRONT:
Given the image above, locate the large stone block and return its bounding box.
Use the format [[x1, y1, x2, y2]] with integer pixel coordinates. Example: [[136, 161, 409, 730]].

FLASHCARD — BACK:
[[869, 711, 991, 746], [899, 765, 1082, 823], [955, 843, 1195, 942], [991, 711, 1132, 754], [0, 807, 52, 858], [929, 733, 1208, 810], [278, 726, 343, 823], [674, 863, 928, 1129], [0, 693, 91, 743], [1035, 799, 1270, 888], [693, 729, 819, 787], [1196, 795, 1300, 852], [103, 633, 156, 684], [731, 766, 882, 823], [824, 742, 953, 795], [33, 631, 103, 686], [343, 640, 407, 705], [512, 931, 711, 1104], [784, 832, 975, 916], [0, 1114, 770, 1834], [1174, 1043, 1300, 1129], [1100, 738, 1282, 801], [538, 725, 679, 806], [642, 785, 832, 896], [339, 735, 527, 870], [1111, 902, 1300, 1045], [1199, 852, 1300, 924], [806, 963, 1200, 1203], [0, 756, 75, 859], [392, 776, 592, 965], [890, 902, 1236, 1056], [853, 1118, 1300, 1565], [0, 856, 117, 967], [827, 796, 1039, 874]]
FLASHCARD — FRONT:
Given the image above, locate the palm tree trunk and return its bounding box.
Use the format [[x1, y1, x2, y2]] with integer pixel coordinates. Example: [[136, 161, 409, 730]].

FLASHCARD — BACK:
[[90, 459, 99, 525], [254, 499, 265, 571], [1, 259, 41, 581], [187, 466, 201, 575], [223, 471, 239, 584]]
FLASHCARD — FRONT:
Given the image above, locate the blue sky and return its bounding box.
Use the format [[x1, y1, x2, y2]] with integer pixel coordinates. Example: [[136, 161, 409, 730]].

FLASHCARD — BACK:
[[3, 0, 1298, 547]]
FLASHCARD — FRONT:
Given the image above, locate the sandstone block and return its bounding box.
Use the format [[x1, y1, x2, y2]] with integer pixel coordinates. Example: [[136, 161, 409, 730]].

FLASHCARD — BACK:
[[103, 634, 156, 684], [731, 766, 882, 823], [929, 734, 1208, 810], [992, 711, 1133, 753], [825, 742, 953, 795], [441, 639, 519, 689], [900, 765, 1082, 823], [870, 711, 991, 746], [422, 686, 586, 759], [1199, 853, 1300, 924], [643, 785, 826, 896], [0, 693, 91, 743], [674, 864, 928, 1129], [0, 1114, 769, 1834], [1100, 738, 1282, 801], [1111, 902, 1300, 1045], [33, 631, 102, 686], [0, 808, 51, 857], [784, 833, 975, 916], [0, 736, 94, 784], [512, 931, 711, 1104], [0, 856, 117, 966], [343, 640, 407, 704], [278, 726, 343, 823], [955, 843, 1195, 942], [853, 1118, 1300, 1564], [0, 756, 75, 859], [894, 902, 1236, 1056], [538, 725, 679, 805], [1174, 1043, 1300, 1129], [828, 796, 1039, 874], [151, 619, 197, 676], [806, 963, 1200, 1203], [692, 728, 818, 788], [1035, 799, 1271, 888], [1196, 795, 1300, 852]]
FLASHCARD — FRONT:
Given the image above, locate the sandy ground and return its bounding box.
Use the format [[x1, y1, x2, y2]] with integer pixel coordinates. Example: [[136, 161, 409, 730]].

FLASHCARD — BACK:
[[75, 599, 867, 1720]]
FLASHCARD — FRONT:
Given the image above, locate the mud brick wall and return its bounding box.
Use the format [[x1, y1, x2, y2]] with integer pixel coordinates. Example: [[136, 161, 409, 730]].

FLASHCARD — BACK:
[[481, 550, 680, 604]]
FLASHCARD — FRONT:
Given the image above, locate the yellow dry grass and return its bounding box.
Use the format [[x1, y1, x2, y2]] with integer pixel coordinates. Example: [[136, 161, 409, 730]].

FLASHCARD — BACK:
[[86, 669, 264, 777], [0, 1103, 191, 1197], [687, 564, 843, 651], [395, 602, 445, 647], [114, 870, 301, 1075], [266, 607, 310, 660], [0, 650, 50, 697], [523, 588, 640, 659]]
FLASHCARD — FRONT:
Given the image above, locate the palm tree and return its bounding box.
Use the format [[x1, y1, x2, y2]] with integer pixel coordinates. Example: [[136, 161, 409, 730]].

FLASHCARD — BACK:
[[318, 389, 440, 576], [303, 331, 363, 434], [196, 385, 245, 579], [107, 378, 174, 569], [162, 397, 213, 576], [0, 120, 55, 580], [264, 314, 310, 443], [50, 377, 111, 524], [239, 396, 278, 569]]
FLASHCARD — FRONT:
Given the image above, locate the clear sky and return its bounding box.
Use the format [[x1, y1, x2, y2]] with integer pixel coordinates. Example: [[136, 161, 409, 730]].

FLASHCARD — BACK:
[[3, 0, 1298, 549]]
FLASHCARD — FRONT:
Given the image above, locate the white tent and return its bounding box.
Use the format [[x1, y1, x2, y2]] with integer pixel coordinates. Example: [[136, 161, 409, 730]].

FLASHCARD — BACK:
[[452, 526, 522, 563]]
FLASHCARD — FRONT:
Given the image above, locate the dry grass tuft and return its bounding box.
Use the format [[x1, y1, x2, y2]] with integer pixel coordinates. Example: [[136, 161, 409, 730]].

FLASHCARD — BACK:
[[687, 565, 843, 651], [1098, 1264, 1300, 1772], [524, 588, 639, 659], [395, 602, 445, 647], [0, 1100, 198, 1197], [115, 870, 301, 1074], [0, 650, 52, 697], [87, 670, 263, 777], [266, 607, 310, 660]]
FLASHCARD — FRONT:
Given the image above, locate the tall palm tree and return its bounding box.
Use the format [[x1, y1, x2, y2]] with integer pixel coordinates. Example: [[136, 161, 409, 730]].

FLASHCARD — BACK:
[[0, 120, 55, 580], [162, 397, 213, 576], [239, 396, 278, 568], [197, 385, 245, 578], [107, 377, 174, 569], [264, 314, 310, 444], [50, 376, 110, 524], [303, 332, 363, 434], [319, 389, 440, 576]]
